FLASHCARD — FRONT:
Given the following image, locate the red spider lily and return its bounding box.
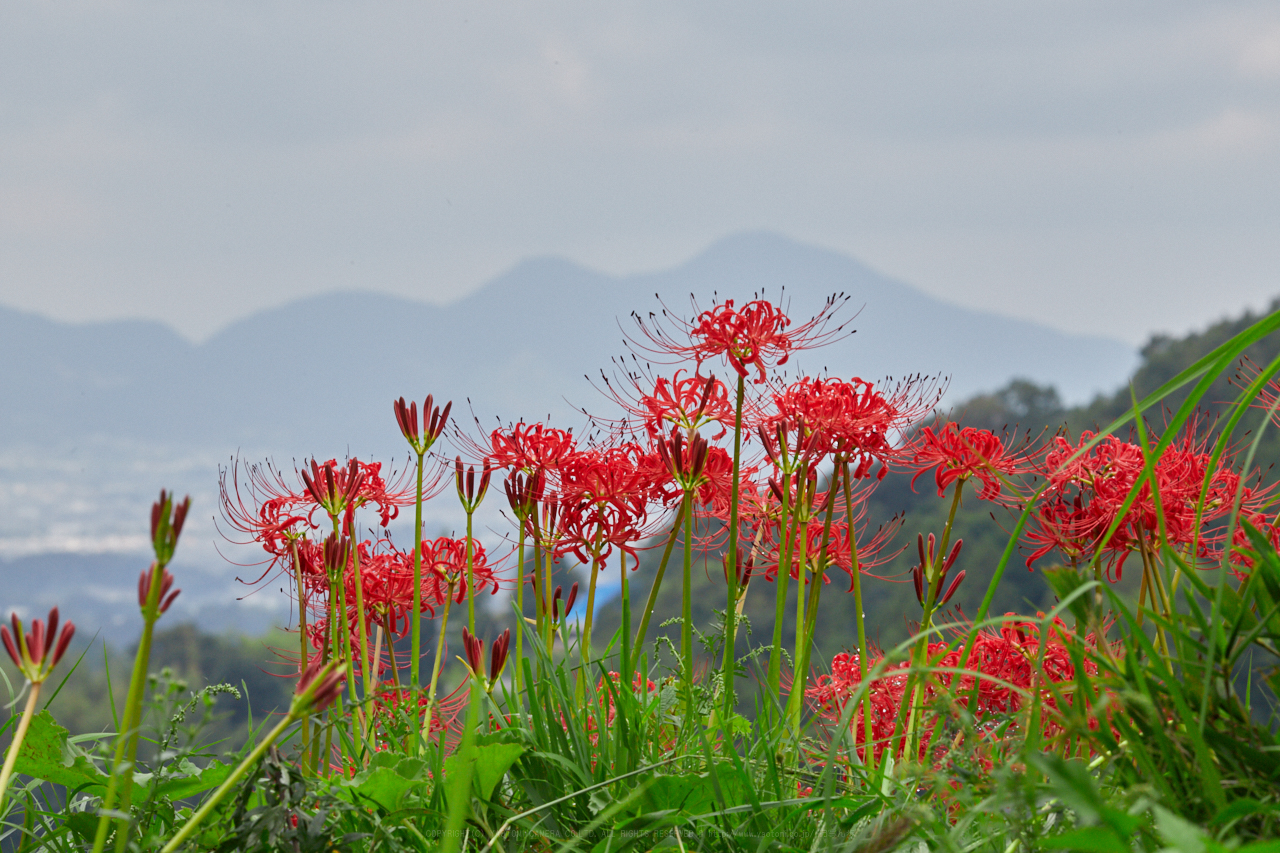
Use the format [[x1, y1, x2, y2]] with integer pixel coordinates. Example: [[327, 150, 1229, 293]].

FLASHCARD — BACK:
[[906, 422, 1031, 502], [421, 536, 501, 600], [504, 470, 545, 535], [455, 456, 493, 513], [629, 294, 854, 384], [757, 510, 904, 588], [218, 458, 315, 574], [767, 376, 936, 478], [393, 395, 452, 455], [301, 458, 413, 528], [656, 427, 710, 492], [3, 608, 75, 685], [138, 567, 181, 615], [1024, 422, 1273, 575], [1232, 511, 1280, 576], [372, 681, 469, 749], [1234, 356, 1280, 428], [806, 614, 1109, 763], [483, 422, 579, 476], [595, 367, 735, 442]]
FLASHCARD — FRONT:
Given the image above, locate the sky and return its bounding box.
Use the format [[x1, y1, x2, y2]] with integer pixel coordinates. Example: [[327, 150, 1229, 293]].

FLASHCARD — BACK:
[[2, 1, 1279, 346]]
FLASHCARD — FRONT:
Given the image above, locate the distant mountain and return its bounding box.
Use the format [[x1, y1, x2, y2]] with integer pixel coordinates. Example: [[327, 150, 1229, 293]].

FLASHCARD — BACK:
[[0, 231, 1139, 640], [2, 231, 1135, 456]]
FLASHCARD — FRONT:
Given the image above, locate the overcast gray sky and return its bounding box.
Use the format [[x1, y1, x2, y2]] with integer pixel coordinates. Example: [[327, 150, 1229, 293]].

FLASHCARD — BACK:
[[2, 1, 1278, 346]]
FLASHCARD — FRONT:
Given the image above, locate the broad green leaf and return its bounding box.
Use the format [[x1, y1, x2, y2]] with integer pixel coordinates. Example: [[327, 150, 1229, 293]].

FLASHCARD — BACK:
[[443, 742, 525, 808], [14, 711, 109, 792], [152, 757, 232, 801]]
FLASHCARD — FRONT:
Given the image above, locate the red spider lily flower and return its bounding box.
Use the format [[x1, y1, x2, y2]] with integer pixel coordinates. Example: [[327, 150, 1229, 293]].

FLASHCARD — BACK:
[[757, 508, 904, 589], [151, 491, 191, 567], [1023, 420, 1271, 575], [421, 536, 501, 600], [483, 422, 579, 476], [1234, 355, 1280, 428], [629, 294, 854, 384], [3, 608, 75, 685], [594, 367, 735, 442], [806, 614, 1110, 763], [767, 376, 937, 477], [301, 458, 413, 528], [489, 629, 511, 683], [217, 458, 315, 588], [394, 395, 452, 455], [906, 422, 1031, 502], [504, 470, 545, 533], [138, 567, 181, 615]]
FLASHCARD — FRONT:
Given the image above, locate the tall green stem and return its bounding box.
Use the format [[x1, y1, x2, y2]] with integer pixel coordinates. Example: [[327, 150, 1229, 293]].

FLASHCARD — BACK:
[[720, 374, 746, 718], [634, 502, 685, 650], [465, 510, 477, 636], [409, 448, 426, 690], [840, 460, 874, 759], [766, 469, 794, 698], [93, 559, 165, 853]]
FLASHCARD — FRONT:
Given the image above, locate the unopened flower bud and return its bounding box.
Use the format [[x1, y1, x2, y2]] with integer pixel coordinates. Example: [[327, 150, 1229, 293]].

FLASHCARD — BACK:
[[139, 567, 180, 615]]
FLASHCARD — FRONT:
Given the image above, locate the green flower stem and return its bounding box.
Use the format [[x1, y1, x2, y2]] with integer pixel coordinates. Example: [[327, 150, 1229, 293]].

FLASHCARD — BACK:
[[0, 683, 41, 816], [905, 481, 965, 761], [634, 501, 684, 650], [513, 527, 527, 697], [789, 476, 814, 716], [679, 491, 695, 690], [720, 373, 746, 718], [786, 466, 840, 739], [840, 459, 874, 759], [581, 523, 606, 673], [288, 537, 312, 766], [620, 549, 633, 692], [409, 451, 426, 685], [408, 450, 426, 754], [92, 558, 166, 853], [349, 536, 373, 746], [766, 469, 794, 700], [465, 509, 477, 635], [160, 713, 297, 853], [424, 585, 454, 737]]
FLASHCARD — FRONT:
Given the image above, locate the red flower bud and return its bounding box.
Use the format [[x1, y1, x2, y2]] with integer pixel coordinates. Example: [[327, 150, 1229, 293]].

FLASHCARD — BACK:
[[2, 608, 75, 684], [489, 629, 511, 683]]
